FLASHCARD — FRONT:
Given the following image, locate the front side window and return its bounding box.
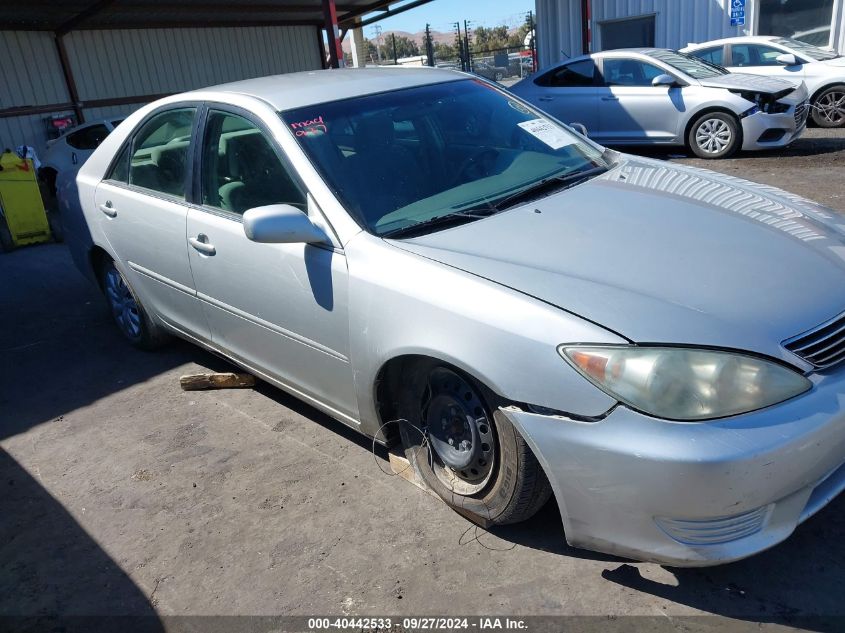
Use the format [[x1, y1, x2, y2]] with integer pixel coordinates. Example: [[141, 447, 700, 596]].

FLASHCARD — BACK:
[[201, 111, 306, 215], [537, 59, 596, 87], [282, 80, 607, 237], [129, 108, 196, 199], [730, 44, 784, 67], [66, 124, 110, 150], [601, 58, 665, 86], [688, 46, 725, 67]]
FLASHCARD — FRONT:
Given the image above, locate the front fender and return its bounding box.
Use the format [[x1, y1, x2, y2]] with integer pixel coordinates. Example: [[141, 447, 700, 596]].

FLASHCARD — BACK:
[[345, 233, 623, 438]]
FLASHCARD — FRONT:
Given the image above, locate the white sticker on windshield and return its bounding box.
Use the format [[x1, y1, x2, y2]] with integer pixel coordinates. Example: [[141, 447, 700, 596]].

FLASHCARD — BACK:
[[517, 118, 573, 150]]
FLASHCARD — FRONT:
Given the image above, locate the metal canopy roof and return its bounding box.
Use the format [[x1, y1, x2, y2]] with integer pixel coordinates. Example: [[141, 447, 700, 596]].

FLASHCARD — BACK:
[[0, 0, 427, 33]]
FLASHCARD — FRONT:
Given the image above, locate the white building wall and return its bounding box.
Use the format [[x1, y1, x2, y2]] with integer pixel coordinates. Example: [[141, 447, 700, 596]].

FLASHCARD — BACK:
[[1, 25, 321, 155], [536, 0, 845, 69]]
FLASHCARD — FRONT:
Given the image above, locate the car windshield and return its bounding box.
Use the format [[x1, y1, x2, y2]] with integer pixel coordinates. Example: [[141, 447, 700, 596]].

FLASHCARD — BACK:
[[647, 50, 727, 78], [773, 37, 839, 61], [281, 79, 607, 237]]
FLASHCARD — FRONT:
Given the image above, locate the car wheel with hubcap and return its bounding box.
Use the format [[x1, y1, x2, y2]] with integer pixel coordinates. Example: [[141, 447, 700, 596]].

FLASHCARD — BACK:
[[398, 361, 552, 525], [688, 112, 740, 159], [101, 259, 168, 349], [811, 85, 845, 128]]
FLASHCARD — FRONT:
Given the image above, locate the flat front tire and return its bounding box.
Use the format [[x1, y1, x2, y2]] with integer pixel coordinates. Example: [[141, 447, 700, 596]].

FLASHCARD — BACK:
[[100, 259, 169, 350], [398, 361, 552, 525], [688, 112, 740, 159]]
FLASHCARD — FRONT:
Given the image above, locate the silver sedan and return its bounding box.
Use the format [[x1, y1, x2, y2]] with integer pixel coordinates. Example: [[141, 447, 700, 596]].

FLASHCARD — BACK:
[[73, 67, 845, 566], [510, 48, 809, 158]]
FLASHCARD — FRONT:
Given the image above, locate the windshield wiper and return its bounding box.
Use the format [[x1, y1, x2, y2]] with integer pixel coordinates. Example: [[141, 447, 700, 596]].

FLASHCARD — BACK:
[[380, 209, 489, 239], [480, 165, 608, 213]]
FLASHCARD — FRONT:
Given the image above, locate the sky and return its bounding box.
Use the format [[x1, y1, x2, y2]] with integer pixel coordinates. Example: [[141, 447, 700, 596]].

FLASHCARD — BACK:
[[364, 0, 535, 38]]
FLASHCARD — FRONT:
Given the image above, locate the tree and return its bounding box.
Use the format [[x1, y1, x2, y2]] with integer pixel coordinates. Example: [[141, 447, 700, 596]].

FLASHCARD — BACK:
[[433, 41, 458, 62], [379, 34, 420, 61]]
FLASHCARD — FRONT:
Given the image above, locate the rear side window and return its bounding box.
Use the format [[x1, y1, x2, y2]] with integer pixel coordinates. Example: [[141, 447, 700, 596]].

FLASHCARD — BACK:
[[66, 124, 109, 150], [201, 110, 306, 215], [536, 59, 596, 87], [689, 46, 725, 66], [129, 108, 196, 199]]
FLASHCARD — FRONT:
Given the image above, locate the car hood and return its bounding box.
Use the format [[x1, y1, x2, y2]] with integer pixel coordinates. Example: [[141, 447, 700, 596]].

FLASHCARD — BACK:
[[394, 158, 845, 362], [696, 72, 800, 94], [822, 56, 845, 67]]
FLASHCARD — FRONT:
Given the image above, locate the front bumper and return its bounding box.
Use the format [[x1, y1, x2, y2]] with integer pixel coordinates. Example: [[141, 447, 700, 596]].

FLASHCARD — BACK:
[[741, 100, 809, 151], [499, 363, 845, 566]]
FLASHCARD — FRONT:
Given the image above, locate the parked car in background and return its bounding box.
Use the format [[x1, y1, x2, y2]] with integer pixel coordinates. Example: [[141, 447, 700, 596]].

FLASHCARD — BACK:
[[39, 117, 124, 196], [75, 67, 845, 566], [511, 48, 808, 158], [682, 36, 845, 127], [473, 60, 509, 82]]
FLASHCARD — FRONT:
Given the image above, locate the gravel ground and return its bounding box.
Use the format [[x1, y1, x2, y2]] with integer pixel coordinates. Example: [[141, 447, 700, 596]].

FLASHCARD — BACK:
[[1, 128, 844, 632]]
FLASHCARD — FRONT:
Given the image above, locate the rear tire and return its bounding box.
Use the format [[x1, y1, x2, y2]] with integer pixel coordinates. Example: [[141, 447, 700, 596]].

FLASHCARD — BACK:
[[397, 360, 552, 525], [688, 111, 740, 159], [811, 85, 845, 128], [99, 259, 169, 350]]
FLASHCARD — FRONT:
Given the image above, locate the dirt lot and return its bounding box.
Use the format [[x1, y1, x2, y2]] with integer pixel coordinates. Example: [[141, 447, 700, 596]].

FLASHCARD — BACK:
[[1, 129, 844, 632]]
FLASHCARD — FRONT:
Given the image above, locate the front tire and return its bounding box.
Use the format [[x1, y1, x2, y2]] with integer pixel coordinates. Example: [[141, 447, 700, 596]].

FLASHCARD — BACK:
[[811, 85, 845, 128], [688, 112, 740, 159], [398, 362, 552, 525], [100, 259, 169, 350]]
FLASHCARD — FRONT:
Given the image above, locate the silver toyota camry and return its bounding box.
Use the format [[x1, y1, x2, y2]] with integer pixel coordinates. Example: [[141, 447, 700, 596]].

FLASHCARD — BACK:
[[73, 67, 845, 566], [510, 48, 809, 158]]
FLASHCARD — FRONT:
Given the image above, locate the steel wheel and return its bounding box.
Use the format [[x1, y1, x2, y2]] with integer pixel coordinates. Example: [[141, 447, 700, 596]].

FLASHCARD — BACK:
[[695, 118, 733, 155], [421, 367, 496, 495], [105, 266, 142, 341], [812, 88, 845, 127]]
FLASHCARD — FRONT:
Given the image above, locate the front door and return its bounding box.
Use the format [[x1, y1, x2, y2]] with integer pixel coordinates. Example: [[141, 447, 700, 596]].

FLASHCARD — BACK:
[[94, 106, 210, 340], [726, 42, 805, 81], [596, 57, 682, 144], [186, 108, 358, 423]]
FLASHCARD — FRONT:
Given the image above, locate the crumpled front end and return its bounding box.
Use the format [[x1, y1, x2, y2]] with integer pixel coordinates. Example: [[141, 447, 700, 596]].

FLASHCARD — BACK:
[[498, 361, 845, 566], [740, 82, 810, 150]]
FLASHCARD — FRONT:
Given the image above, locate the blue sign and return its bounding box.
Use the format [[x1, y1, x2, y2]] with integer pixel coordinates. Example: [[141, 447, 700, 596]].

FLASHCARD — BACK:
[[730, 0, 746, 26]]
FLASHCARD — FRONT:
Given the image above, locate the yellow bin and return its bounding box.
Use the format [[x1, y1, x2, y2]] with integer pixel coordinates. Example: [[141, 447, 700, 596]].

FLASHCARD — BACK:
[[0, 150, 51, 248]]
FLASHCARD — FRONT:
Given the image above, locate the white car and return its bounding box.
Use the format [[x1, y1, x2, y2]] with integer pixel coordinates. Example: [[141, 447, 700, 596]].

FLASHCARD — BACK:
[[681, 36, 845, 127], [39, 118, 124, 195]]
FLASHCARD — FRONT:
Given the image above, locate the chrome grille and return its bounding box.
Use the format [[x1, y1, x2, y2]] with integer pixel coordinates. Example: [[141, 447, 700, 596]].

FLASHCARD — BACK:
[[794, 101, 809, 127], [784, 311, 845, 369]]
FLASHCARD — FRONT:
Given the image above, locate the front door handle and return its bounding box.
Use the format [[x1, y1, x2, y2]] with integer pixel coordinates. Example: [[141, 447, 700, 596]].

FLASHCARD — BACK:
[[601, 96, 620, 101], [188, 235, 216, 256], [538, 96, 554, 101], [99, 202, 117, 217]]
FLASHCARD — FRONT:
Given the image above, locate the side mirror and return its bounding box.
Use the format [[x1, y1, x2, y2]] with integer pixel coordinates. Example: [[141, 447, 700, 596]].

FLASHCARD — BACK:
[[776, 53, 799, 66], [652, 74, 677, 87], [569, 122, 589, 136], [243, 204, 328, 244]]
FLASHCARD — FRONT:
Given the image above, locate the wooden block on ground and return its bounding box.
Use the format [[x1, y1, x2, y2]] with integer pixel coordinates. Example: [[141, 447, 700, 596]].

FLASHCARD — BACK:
[[388, 447, 434, 495], [179, 372, 255, 391]]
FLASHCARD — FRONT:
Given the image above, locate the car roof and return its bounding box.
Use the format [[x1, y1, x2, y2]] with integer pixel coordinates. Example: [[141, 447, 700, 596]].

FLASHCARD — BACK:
[[683, 35, 778, 50], [181, 66, 466, 111]]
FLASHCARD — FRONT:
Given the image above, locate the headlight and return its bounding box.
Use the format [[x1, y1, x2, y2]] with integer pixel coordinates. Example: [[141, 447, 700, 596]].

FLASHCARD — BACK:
[[559, 345, 811, 421]]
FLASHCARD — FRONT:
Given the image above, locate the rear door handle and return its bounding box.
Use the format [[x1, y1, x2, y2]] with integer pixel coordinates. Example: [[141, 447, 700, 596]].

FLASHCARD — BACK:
[[188, 235, 216, 256], [538, 96, 555, 101], [99, 202, 117, 217], [601, 96, 620, 101]]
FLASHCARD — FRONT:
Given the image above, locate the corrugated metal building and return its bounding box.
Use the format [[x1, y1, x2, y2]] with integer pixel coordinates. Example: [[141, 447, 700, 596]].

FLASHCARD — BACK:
[[536, 0, 845, 68], [0, 1, 430, 156]]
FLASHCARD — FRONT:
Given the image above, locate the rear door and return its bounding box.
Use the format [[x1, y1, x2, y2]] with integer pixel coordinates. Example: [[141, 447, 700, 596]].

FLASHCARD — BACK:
[[185, 107, 358, 422], [520, 59, 600, 135], [93, 106, 210, 340], [596, 57, 683, 144]]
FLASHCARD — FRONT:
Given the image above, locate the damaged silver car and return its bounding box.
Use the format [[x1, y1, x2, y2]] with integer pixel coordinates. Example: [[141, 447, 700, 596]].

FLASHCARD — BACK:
[[74, 67, 845, 566]]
